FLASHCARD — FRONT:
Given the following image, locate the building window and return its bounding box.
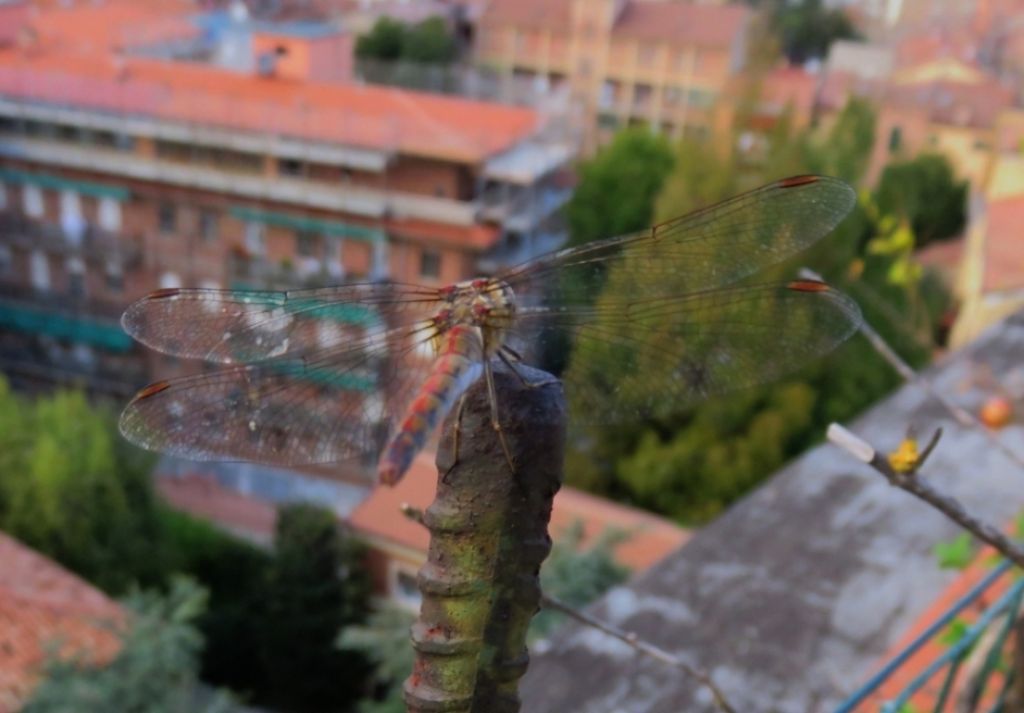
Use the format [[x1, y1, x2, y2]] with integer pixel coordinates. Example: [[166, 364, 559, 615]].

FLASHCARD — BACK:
[[0, 183, 6, 210], [159, 271, 182, 289], [98, 197, 121, 232], [600, 80, 616, 109], [67, 257, 86, 297], [30, 250, 49, 290], [0, 245, 10, 275], [278, 158, 304, 177], [687, 89, 714, 108], [419, 249, 441, 279], [326, 236, 345, 279], [664, 86, 683, 106], [23, 184, 44, 218], [105, 267, 124, 293], [60, 190, 85, 245], [199, 209, 219, 242], [372, 239, 389, 280], [295, 230, 318, 257], [244, 221, 266, 256], [390, 564, 422, 610], [158, 202, 176, 234], [634, 83, 653, 109], [889, 126, 903, 153]]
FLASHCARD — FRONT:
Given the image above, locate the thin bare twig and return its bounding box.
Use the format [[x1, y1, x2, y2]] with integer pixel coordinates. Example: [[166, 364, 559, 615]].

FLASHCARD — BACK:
[[828, 423, 1024, 570], [800, 267, 1024, 470], [539, 594, 738, 713], [400, 502, 740, 713]]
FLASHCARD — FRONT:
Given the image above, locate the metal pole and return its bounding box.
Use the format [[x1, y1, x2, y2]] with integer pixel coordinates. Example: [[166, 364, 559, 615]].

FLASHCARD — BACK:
[[404, 363, 566, 713]]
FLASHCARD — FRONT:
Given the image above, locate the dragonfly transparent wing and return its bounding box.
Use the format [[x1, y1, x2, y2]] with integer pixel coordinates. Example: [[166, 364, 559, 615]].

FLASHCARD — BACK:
[[496, 175, 861, 423], [506, 280, 861, 423], [120, 284, 444, 465], [121, 282, 442, 363], [499, 175, 856, 305]]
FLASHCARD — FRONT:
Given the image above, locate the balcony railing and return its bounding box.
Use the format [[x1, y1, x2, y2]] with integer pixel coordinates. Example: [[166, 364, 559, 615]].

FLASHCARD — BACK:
[[0, 136, 482, 227], [480, 185, 571, 232], [836, 560, 1024, 712], [0, 282, 126, 324], [0, 212, 141, 266]]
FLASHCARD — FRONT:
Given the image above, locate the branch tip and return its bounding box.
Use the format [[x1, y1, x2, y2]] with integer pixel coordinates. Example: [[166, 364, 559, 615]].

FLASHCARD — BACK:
[[827, 423, 876, 463]]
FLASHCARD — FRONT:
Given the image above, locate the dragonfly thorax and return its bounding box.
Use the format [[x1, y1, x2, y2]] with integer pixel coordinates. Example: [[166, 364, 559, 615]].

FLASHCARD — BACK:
[[434, 278, 516, 356]]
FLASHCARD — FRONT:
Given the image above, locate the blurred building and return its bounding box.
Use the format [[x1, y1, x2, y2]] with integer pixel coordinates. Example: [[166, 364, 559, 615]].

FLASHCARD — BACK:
[[0, 0, 574, 395], [154, 451, 691, 608], [474, 0, 751, 149]]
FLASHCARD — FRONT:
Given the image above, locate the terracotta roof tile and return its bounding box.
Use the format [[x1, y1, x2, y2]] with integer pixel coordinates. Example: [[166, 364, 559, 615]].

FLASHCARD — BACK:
[[481, 0, 747, 48], [480, 0, 572, 30], [156, 474, 278, 546], [0, 531, 123, 711], [157, 460, 689, 575], [347, 453, 690, 572], [613, 1, 748, 48], [0, 0, 540, 164]]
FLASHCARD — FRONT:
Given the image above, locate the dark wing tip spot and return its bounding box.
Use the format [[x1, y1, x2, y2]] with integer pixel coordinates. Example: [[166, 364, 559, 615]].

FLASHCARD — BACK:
[[777, 175, 822, 188], [787, 279, 831, 293], [148, 288, 182, 299], [133, 381, 171, 401]]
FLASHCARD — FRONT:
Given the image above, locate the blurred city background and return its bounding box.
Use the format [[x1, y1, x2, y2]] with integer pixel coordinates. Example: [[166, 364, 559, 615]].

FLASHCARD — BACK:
[[1, 0, 1024, 711]]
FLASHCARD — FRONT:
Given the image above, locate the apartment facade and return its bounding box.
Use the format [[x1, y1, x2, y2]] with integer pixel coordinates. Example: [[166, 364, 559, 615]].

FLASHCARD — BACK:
[[475, 0, 750, 149], [0, 1, 573, 395]]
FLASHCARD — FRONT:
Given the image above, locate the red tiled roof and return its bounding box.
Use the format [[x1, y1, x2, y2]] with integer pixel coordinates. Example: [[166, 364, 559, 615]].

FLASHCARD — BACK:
[[0, 1, 540, 164], [915, 235, 964, 276], [26, 0, 198, 55], [865, 541, 1014, 710], [984, 195, 1024, 293], [0, 531, 123, 711], [0, 52, 539, 163], [480, 0, 572, 30], [156, 474, 278, 545], [157, 459, 690, 574], [348, 452, 690, 572], [0, 2, 29, 46], [481, 0, 748, 49], [613, 1, 748, 47], [759, 66, 819, 118]]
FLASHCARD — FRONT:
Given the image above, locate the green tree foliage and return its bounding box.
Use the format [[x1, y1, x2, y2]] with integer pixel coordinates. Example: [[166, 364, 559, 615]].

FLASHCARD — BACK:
[[0, 380, 168, 593], [259, 503, 371, 711], [532, 521, 630, 639], [338, 603, 416, 713], [563, 103, 951, 523], [771, 0, 859, 64], [401, 17, 458, 64], [875, 153, 968, 247], [159, 509, 272, 697], [355, 16, 457, 64], [24, 577, 234, 713], [566, 127, 675, 249]]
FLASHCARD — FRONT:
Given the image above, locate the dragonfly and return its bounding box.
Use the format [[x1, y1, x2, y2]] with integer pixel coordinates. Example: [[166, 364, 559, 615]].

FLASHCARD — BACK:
[[119, 175, 863, 486]]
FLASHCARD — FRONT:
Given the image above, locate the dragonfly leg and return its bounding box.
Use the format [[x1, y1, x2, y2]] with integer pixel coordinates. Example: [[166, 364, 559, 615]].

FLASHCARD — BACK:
[[499, 349, 559, 389], [484, 359, 517, 474], [441, 394, 468, 485]]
